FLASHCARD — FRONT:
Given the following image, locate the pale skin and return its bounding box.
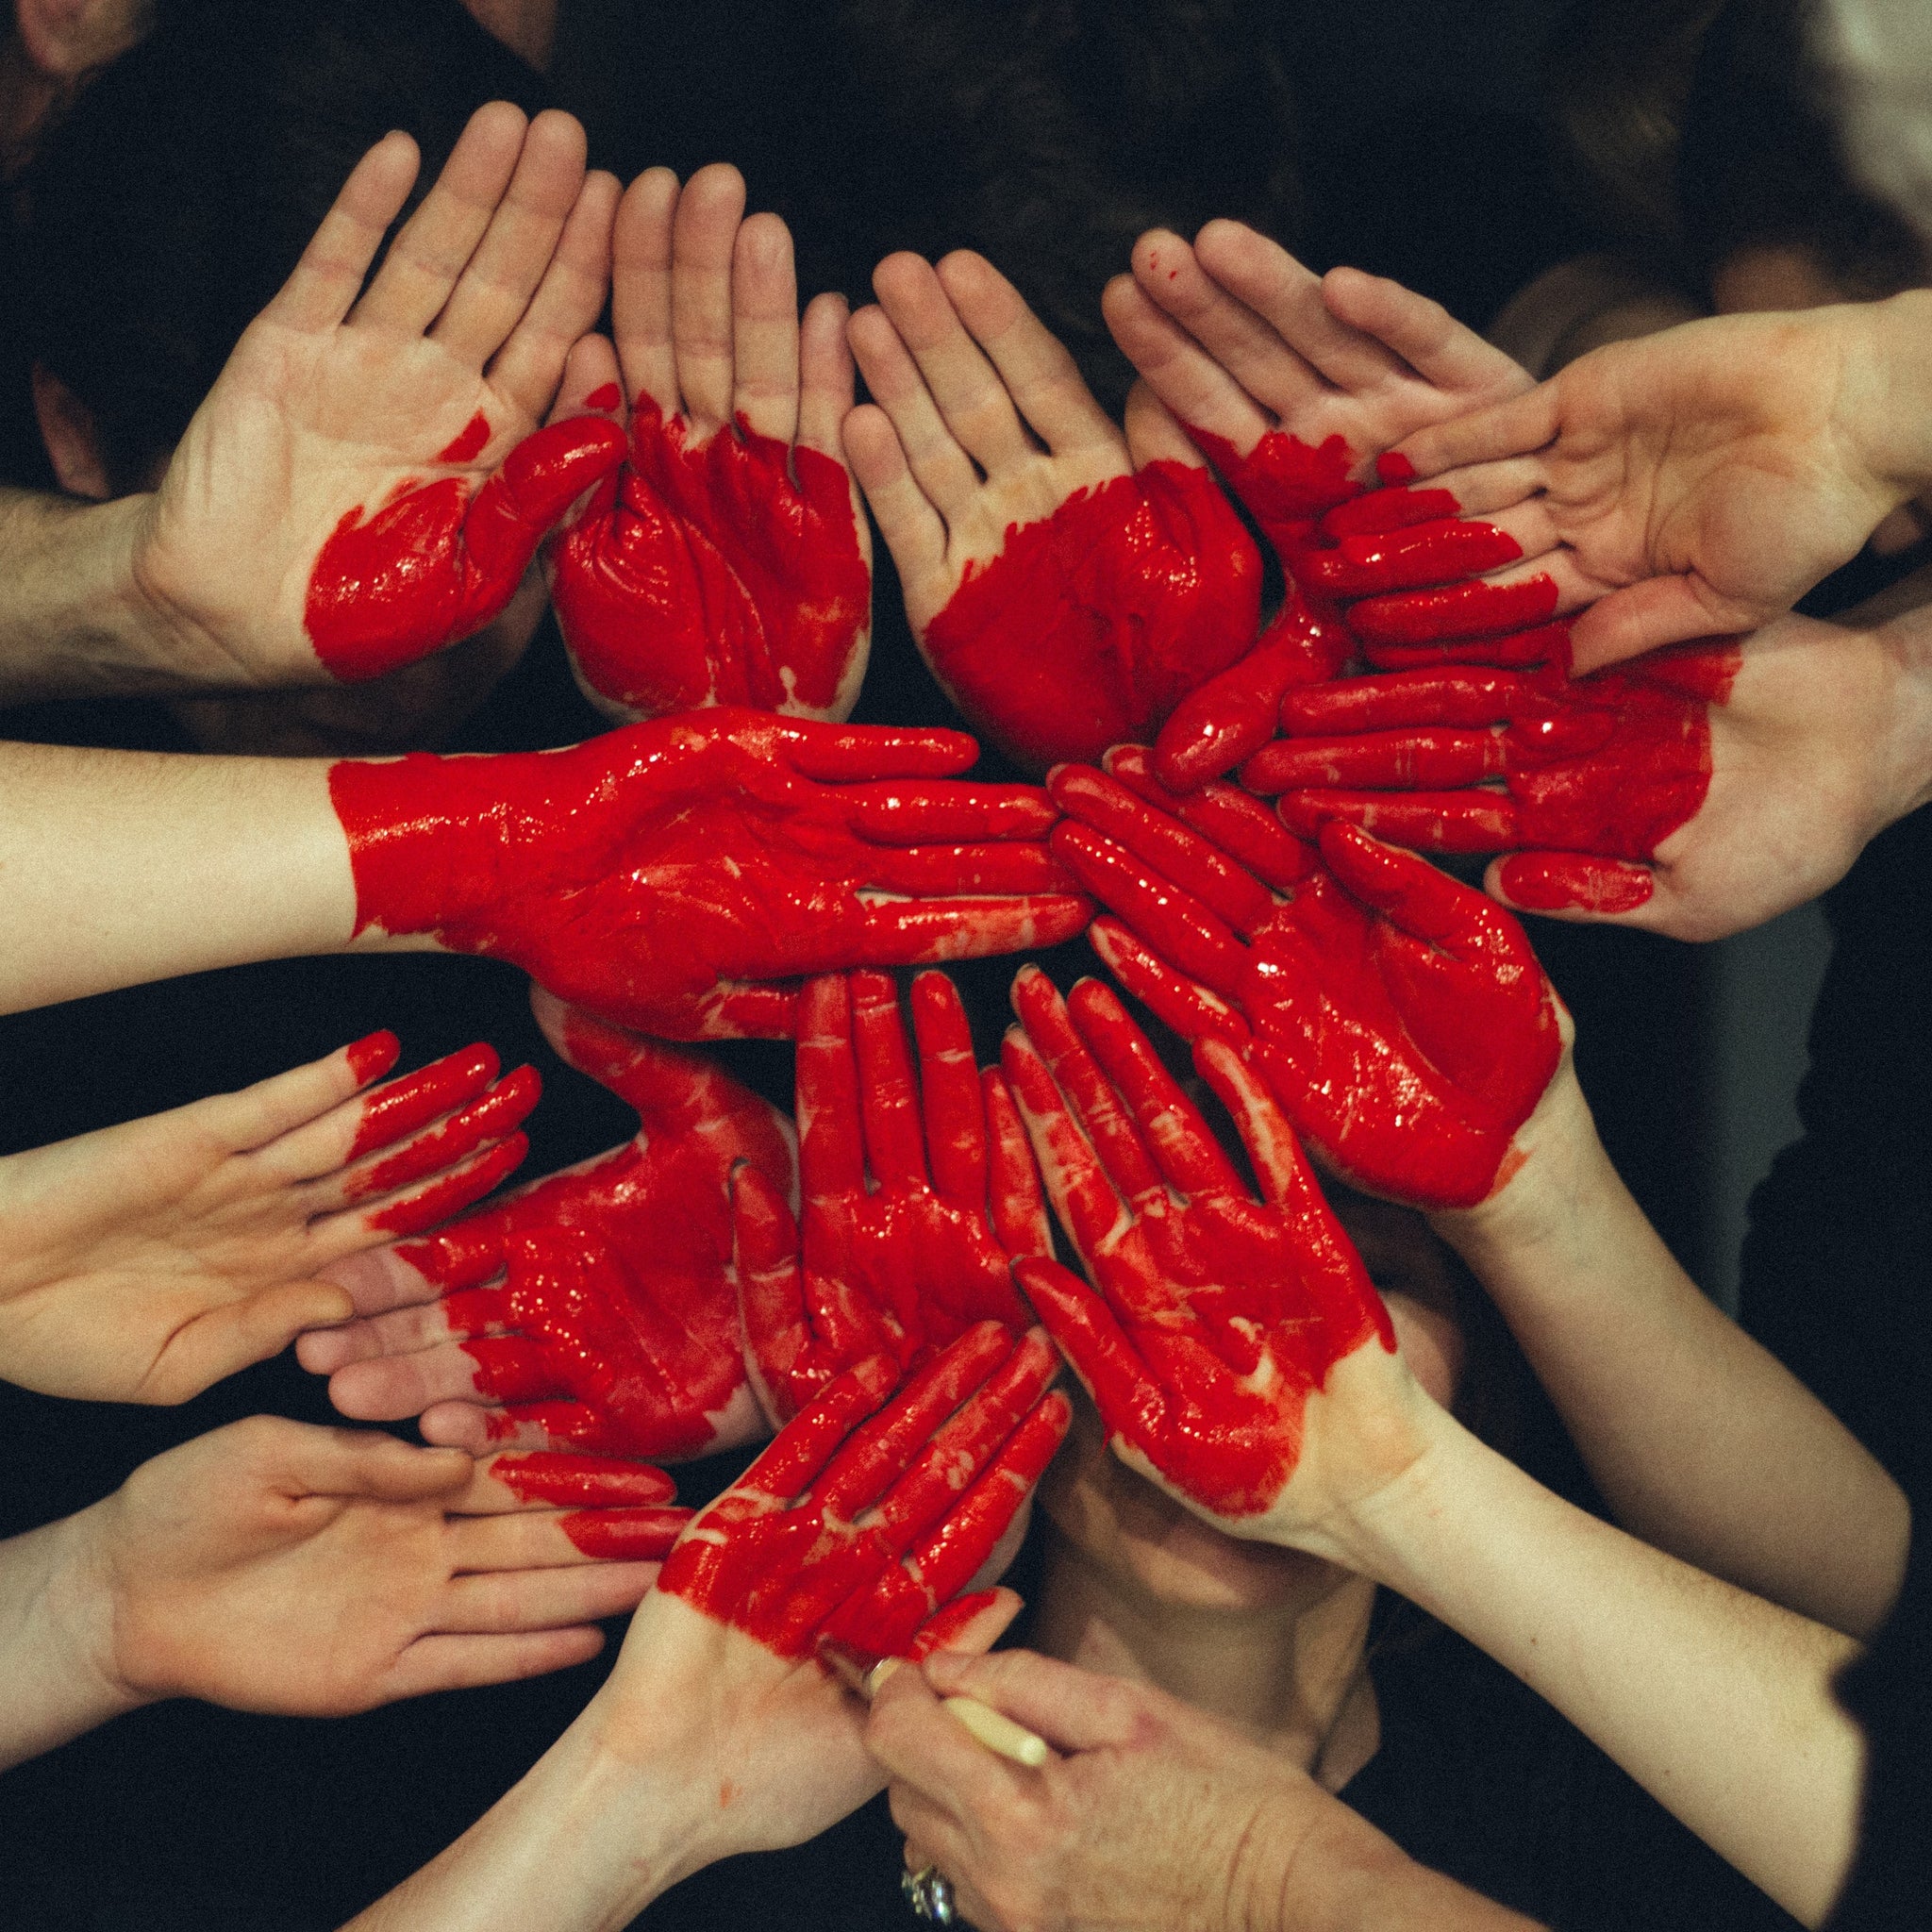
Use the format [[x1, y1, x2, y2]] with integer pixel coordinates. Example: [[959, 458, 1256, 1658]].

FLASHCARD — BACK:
[[0, 1415, 665, 1774], [545, 161, 873, 722], [2, 100, 618, 704], [0, 1035, 528, 1404]]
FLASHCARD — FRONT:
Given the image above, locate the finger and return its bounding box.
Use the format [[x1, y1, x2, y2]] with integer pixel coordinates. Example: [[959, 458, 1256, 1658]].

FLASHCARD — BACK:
[[851, 969, 932, 1191], [852, 840, 1078, 898], [1566, 573, 1764, 675], [441, 1560, 665, 1632], [839, 778, 1058, 843], [1101, 744, 1320, 892], [143, 1279, 358, 1404], [610, 166, 681, 412], [918, 1644, 1161, 1754], [842, 401, 952, 617], [1277, 665, 1527, 737], [1085, 916, 1251, 1047], [419, 1398, 602, 1456], [1318, 821, 1491, 946], [268, 1423, 473, 1502], [733, 1160, 812, 1424], [730, 210, 802, 444], [301, 1245, 453, 1357], [1357, 622, 1574, 674], [772, 718, 980, 783], [723, 1351, 902, 1506], [907, 1582, 1023, 1661], [796, 973, 866, 1197], [1319, 264, 1531, 400], [544, 333, 625, 443], [1064, 978, 1245, 1202], [488, 167, 623, 425], [475, 1449, 677, 1510], [1011, 1257, 1167, 1453], [934, 249, 1123, 459], [297, 1295, 458, 1377], [799, 291, 858, 457], [849, 894, 1095, 967], [355, 1135, 529, 1240], [1390, 381, 1561, 480], [1344, 569, 1567, 651], [380, 1626, 607, 1703], [1270, 788, 1518, 852], [196, 1028, 394, 1156], [1191, 1035, 1316, 1214], [344, 1043, 504, 1165], [326, 1334, 494, 1422], [846, 302, 984, 526], [1122, 379, 1203, 469], [869, 1643, 1034, 1807], [334, 1065, 541, 1208], [670, 161, 747, 433], [352, 102, 528, 336], [1240, 727, 1507, 792], [445, 1506, 681, 1572], [911, 971, 988, 1210], [1104, 255, 1271, 455], [1490, 851, 1657, 920], [430, 108, 589, 370], [261, 132, 422, 334], [1298, 512, 1534, 600]]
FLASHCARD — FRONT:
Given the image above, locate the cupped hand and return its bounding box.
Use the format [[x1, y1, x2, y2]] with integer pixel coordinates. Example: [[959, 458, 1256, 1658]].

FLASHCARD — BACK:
[[1387, 298, 1930, 674], [134, 103, 625, 688], [1047, 749, 1563, 1208], [75, 1417, 680, 1718], [328, 708, 1093, 1039], [1002, 967, 1431, 1547], [585, 1325, 1070, 1871], [304, 987, 797, 1459], [0, 1031, 535, 1404], [1251, 605, 1924, 940], [732, 969, 1046, 1424], [545, 165, 873, 722], [844, 249, 1260, 772], [1102, 222, 1534, 786]]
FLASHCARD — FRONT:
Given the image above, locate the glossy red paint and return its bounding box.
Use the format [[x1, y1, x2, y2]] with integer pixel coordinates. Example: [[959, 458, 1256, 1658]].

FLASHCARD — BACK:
[[347, 1042, 501, 1159], [304, 415, 625, 682], [1498, 852, 1657, 914], [436, 412, 492, 465], [547, 398, 870, 719], [735, 970, 1044, 1425], [1002, 969, 1392, 1519], [344, 1065, 541, 1202], [326, 709, 1092, 1041], [658, 1326, 1068, 1660], [343, 1030, 401, 1087], [1046, 750, 1562, 1210], [1345, 574, 1561, 654], [490, 1450, 678, 1507], [585, 382, 624, 412], [398, 1008, 797, 1460], [919, 461, 1261, 770], [365, 1133, 528, 1235], [1257, 641, 1742, 874]]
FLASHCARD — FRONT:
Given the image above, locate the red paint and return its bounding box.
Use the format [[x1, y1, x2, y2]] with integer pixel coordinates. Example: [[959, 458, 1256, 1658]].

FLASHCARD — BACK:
[[304, 416, 625, 682], [1320, 486, 1462, 539], [366, 1133, 527, 1235], [1187, 427, 1361, 547], [436, 412, 491, 465], [1002, 970, 1393, 1519], [1346, 573, 1560, 649], [1300, 518, 1524, 598], [1260, 641, 1742, 874], [555, 1507, 689, 1559], [398, 1010, 797, 1460], [736, 971, 1044, 1425], [344, 1030, 400, 1086], [1498, 852, 1656, 914], [919, 461, 1261, 770], [491, 1450, 678, 1506], [345, 1064, 541, 1201], [327, 710, 1091, 1041], [658, 1325, 1068, 1660], [1045, 760, 1562, 1210], [348, 1042, 500, 1159], [1374, 451, 1417, 485], [547, 399, 871, 719], [585, 383, 623, 412]]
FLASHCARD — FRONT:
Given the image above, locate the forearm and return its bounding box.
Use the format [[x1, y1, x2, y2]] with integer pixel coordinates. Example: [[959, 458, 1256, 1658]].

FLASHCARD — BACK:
[[1332, 1407, 1865, 1927], [341, 1689, 716, 1932], [0, 739, 363, 1013], [0, 487, 208, 705], [1433, 1078, 1907, 1637], [0, 1509, 145, 1771]]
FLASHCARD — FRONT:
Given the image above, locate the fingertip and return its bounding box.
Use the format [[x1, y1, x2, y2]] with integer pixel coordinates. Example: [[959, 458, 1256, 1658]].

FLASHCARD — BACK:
[[345, 1029, 402, 1088]]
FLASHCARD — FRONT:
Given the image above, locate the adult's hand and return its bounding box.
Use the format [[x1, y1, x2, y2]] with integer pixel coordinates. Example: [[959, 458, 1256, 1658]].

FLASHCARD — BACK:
[[328, 708, 1092, 1038], [733, 969, 1045, 1424], [1103, 221, 1534, 787], [1252, 604, 1932, 939], [1386, 293, 1932, 673], [872, 1648, 1543, 1932], [133, 102, 625, 687], [4, 1417, 680, 1769], [844, 249, 1260, 772], [545, 165, 872, 723], [1002, 968, 1428, 1548], [1047, 749, 1563, 1207], [0, 1032, 535, 1404], [304, 987, 797, 1459]]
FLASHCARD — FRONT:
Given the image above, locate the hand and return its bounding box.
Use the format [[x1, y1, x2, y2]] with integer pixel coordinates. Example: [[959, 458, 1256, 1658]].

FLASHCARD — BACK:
[[545, 165, 873, 722], [1388, 294, 1932, 673], [1046, 749, 1563, 1208], [872, 1650, 1531, 1932], [132, 103, 625, 687], [732, 969, 1047, 1424], [303, 986, 797, 1459], [1102, 222, 1534, 786], [327, 708, 1093, 1039], [586, 1326, 1070, 1871], [1249, 605, 1930, 938], [844, 249, 1260, 772], [1001, 967, 1427, 1545], [73, 1418, 681, 1720], [0, 1031, 536, 1403]]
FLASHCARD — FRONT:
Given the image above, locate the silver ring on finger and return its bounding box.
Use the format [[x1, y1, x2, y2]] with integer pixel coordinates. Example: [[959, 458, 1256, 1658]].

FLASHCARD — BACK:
[[903, 1863, 958, 1925]]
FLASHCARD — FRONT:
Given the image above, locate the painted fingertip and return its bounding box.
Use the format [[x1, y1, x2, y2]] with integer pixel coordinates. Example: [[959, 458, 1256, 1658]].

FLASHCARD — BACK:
[[1493, 853, 1654, 915], [345, 1030, 402, 1087], [1374, 450, 1416, 485], [585, 381, 622, 411]]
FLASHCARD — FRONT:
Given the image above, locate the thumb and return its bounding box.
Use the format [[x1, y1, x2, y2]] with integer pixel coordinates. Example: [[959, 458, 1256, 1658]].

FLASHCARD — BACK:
[[145, 1278, 358, 1405], [920, 1646, 1160, 1755], [1567, 575, 1755, 675], [466, 415, 628, 580]]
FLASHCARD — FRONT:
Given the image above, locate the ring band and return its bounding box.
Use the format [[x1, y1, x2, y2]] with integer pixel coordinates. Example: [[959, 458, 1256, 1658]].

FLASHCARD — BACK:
[[903, 1863, 958, 1925]]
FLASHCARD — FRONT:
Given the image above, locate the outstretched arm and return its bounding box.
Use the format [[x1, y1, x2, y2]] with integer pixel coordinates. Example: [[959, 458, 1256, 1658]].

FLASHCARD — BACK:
[[1, 103, 623, 706]]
